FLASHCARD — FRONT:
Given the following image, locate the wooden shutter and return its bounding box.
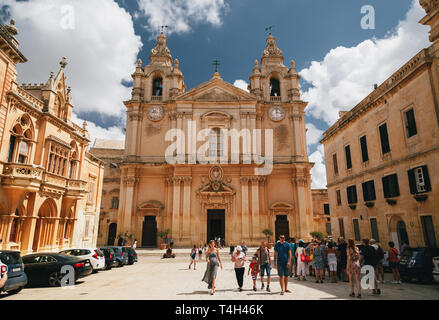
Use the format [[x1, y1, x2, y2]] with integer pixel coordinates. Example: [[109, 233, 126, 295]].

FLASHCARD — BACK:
[[379, 123, 390, 154], [345, 145, 352, 169], [360, 136, 369, 162], [408, 169, 417, 194], [382, 176, 390, 198], [422, 166, 432, 192], [333, 153, 339, 175], [405, 109, 417, 137]]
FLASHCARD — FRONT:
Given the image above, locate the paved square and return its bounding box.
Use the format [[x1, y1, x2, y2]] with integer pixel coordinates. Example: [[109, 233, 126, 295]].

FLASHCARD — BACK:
[[2, 248, 439, 300]]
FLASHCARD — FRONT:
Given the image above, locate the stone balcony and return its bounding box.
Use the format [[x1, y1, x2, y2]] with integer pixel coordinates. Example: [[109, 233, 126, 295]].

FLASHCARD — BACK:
[[270, 96, 282, 102], [151, 95, 162, 101], [41, 172, 67, 198], [1, 163, 44, 191], [65, 179, 88, 199]]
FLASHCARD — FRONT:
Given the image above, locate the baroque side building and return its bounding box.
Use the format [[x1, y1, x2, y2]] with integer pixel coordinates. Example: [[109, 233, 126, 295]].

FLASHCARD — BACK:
[[93, 32, 316, 247], [0, 21, 104, 253], [321, 0, 439, 250]]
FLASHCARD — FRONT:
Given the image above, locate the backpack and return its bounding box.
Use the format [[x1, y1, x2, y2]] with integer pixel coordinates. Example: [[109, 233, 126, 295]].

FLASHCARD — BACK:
[[376, 246, 384, 260], [364, 246, 379, 265]]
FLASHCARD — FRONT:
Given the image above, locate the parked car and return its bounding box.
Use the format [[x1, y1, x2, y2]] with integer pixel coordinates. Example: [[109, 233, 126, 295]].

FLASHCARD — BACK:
[[101, 246, 128, 267], [399, 247, 439, 284], [433, 256, 439, 283], [22, 253, 92, 287], [0, 250, 28, 295], [99, 247, 117, 270], [60, 248, 105, 272], [125, 247, 138, 265]]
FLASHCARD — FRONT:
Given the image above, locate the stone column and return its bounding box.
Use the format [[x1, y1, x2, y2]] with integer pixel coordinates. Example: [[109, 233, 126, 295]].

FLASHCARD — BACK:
[[240, 177, 250, 240], [251, 177, 260, 242], [293, 176, 311, 240], [118, 168, 137, 237], [181, 177, 192, 245], [171, 177, 181, 241]]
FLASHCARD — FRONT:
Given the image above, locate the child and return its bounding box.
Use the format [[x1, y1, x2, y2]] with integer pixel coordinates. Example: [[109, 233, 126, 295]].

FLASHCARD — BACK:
[[198, 245, 203, 261], [248, 255, 259, 291]]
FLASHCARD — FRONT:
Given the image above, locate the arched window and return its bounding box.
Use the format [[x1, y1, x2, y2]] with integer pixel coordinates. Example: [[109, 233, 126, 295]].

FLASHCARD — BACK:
[[270, 78, 281, 97], [7, 115, 33, 164], [152, 77, 163, 96], [209, 128, 223, 158]]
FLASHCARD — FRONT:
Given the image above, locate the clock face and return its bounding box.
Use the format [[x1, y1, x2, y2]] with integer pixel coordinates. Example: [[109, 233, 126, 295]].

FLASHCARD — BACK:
[[269, 106, 285, 121], [147, 106, 164, 121]]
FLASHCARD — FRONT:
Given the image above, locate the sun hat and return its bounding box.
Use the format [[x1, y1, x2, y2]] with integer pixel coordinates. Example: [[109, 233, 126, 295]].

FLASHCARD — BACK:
[[236, 245, 243, 251]]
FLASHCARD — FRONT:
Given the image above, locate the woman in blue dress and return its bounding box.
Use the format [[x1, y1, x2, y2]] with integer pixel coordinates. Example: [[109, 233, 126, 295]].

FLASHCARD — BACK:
[[313, 241, 325, 283]]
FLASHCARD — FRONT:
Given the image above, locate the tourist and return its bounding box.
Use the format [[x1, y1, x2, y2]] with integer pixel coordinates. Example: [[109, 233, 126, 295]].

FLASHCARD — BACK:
[[347, 239, 361, 298], [164, 236, 169, 247], [170, 238, 174, 248], [162, 248, 175, 259], [306, 242, 315, 277], [202, 240, 223, 295], [132, 239, 137, 249], [321, 240, 329, 280], [0, 266, 7, 290], [217, 236, 221, 249], [400, 241, 410, 256], [189, 245, 197, 270], [295, 240, 307, 281], [232, 245, 246, 291], [229, 242, 235, 255], [337, 237, 348, 282], [248, 255, 259, 291], [198, 245, 203, 260], [241, 240, 248, 256], [360, 238, 381, 296], [117, 236, 124, 246], [313, 241, 325, 283], [274, 235, 292, 295], [388, 241, 401, 284], [289, 237, 297, 278], [257, 241, 271, 292], [370, 239, 385, 283], [327, 242, 338, 283]]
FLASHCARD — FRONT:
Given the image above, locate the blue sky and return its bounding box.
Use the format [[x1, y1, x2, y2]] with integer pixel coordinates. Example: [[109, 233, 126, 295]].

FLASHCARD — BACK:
[[0, 0, 432, 187]]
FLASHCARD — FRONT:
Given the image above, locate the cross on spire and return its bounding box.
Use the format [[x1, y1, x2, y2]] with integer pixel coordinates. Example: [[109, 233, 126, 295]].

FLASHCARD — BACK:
[[265, 25, 274, 35], [213, 59, 220, 73]]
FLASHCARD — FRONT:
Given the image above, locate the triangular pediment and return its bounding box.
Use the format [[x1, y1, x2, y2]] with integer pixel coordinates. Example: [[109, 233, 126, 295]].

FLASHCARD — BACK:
[[176, 78, 256, 102]]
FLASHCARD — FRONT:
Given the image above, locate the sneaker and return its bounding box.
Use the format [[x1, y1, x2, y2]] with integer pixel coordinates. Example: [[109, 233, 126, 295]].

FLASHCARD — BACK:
[[253, 287, 257, 292], [267, 286, 271, 292], [398, 280, 402, 284], [391, 280, 398, 284], [280, 292, 284, 295], [261, 284, 265, 289]]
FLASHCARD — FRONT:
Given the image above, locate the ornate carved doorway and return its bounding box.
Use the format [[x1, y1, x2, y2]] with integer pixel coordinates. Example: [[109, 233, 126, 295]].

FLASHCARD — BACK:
[[207, 209, 225, 243]]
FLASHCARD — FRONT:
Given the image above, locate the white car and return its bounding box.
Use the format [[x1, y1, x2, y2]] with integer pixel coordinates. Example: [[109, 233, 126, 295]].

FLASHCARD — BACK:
[[60, 248, 105, 272], [433, 257, 439, 283]]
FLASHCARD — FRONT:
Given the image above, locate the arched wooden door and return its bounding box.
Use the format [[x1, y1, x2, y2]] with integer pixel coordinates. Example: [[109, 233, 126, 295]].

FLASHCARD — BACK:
[[107, 223, 117, 245]]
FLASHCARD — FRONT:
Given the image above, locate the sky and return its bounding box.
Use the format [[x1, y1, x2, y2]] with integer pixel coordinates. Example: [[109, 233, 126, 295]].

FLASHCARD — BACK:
[[0, 0, 432, 188]]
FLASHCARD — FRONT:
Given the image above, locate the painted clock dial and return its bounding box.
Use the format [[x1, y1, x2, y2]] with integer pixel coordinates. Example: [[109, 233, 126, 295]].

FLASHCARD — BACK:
[[147, 106, 164, 121], [269, 106, 286, 121]]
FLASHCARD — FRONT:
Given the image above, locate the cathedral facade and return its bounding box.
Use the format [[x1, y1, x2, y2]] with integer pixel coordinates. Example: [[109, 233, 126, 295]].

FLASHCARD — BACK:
[[104, 33, 315, 247]]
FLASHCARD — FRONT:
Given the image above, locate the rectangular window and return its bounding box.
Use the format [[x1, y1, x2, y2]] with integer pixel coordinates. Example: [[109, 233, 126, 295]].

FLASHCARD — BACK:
[[420, 216, 437, 248], [111, 197, 119, 209], [360, 136, 369, 162], [347, 185, 358, 204], [324, 204, 330, 215], [379, 123, 391, 154], [382, 174, 400, 198], [405, 108, 417, 138], [326, 223, 332, 235], [408, 166, 432, 194], [336, 189, 342, 206], [338, 218, 345, 238], [333, 153, 339, 175], [353, 219, 361, 241], [362, 180, 376, 202], [370, 218, 380, 242], [345, 145, 352, 169]]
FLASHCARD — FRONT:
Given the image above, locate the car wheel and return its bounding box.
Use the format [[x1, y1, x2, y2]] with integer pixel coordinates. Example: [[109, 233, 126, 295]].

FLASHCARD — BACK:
[[8, 287, 23, 295], [48, 272, 63, 287]]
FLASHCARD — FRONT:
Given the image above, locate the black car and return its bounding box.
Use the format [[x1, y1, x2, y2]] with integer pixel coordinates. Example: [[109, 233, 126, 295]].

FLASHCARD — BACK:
[[99, 247, 117, 270], [399, 247, 439, 283], [101, 246, 128, 267], [23, 253, 93, 287], [125, 247, 138, 265], [0, 250, 28, 295]]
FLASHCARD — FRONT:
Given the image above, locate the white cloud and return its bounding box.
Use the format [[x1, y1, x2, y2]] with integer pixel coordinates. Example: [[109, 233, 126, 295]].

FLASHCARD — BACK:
[[300, 0, 431, 126], [136, 0, 229, 35], [306, 123, 323, 148], [71, 113, 125, 143], [4, 0, 142, 119], [233, 79, 249, 92], [309, 145, 327, 189]]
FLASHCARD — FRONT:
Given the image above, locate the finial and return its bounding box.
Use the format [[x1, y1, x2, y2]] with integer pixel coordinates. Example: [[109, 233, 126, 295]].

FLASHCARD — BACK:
[[5, 19, 18, 36], [67, 86, 71, 94], [49, 72, 54, 79], [82, 119, 88, 130], [174, 58, 179, 68], [137, 58, 142, 68], [213, 59, 220, 73], [254, 60, 259, 67], [290, 60, 295, 68], [60, 57, 68, 69]]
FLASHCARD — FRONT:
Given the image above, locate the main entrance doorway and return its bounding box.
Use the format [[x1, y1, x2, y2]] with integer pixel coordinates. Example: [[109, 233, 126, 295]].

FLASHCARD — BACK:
[[207, 209, 225, 243], [275, 215, 290, 241], [107, 223, 117, 245], [142, 216, 157, 247]]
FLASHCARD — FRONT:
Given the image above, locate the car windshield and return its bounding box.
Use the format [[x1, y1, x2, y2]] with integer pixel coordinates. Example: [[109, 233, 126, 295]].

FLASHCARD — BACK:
[[0, 252, 22, 265], [95, 249, 104, 257]]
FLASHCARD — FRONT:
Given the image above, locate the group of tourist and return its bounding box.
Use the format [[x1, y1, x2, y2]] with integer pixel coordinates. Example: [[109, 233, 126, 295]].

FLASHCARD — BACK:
[[197, 235, 403, 297]]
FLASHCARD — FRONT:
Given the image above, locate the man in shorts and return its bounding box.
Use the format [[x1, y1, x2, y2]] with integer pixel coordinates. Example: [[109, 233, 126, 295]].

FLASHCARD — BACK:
[[274, 235, 292, 295], [257, 241, 271, 292], [289, 238, 297, 278]]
